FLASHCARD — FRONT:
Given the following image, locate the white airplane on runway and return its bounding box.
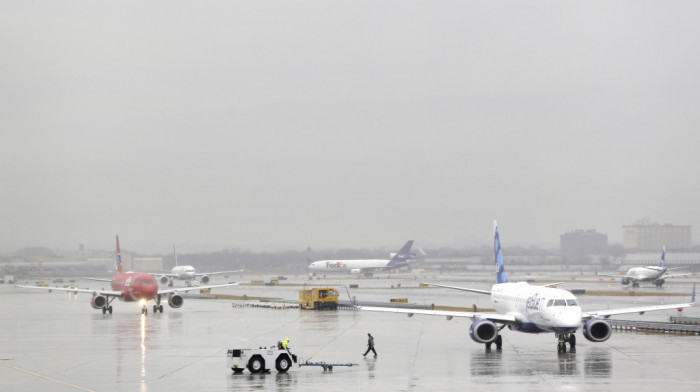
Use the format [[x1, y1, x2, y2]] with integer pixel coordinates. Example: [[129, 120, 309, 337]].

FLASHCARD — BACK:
[[359, 222, 695, 352], [596, 246, 694, 287], [308, 240, 414, 277], [156, 246, 244, 287]]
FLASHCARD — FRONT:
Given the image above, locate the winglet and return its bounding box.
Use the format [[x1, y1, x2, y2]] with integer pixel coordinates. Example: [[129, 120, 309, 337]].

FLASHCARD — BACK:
[[494, 221, 508, 284], [116, 235, 123, 273], [692, 283, 696, 305]]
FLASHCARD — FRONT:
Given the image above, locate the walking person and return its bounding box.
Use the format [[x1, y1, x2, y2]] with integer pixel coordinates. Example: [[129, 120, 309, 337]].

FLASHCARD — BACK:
[[363, 333, 377, 357]]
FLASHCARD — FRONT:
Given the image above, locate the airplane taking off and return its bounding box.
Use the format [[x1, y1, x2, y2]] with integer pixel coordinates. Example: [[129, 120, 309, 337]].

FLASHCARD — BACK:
[[16, 236, 238, 314], [307, 240, 414, 276], [359, 223, 695, 352], [155, 245, 244, 287], [596, 246, 694, 287]]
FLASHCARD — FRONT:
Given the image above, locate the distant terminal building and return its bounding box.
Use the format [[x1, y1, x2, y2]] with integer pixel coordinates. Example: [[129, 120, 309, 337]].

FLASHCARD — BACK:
[[622, 220, 691, 250], [560, 230, 608, 255]]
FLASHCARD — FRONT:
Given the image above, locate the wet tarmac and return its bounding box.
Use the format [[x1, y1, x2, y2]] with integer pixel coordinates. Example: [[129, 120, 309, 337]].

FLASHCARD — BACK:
[[1, 274, 699, 391]]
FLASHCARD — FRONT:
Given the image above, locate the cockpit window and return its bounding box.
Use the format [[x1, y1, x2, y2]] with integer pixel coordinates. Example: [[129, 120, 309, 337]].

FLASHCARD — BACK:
[[553, 299, 567, 306], [566, 299, 578, 306], [546, 299, 554, 307]]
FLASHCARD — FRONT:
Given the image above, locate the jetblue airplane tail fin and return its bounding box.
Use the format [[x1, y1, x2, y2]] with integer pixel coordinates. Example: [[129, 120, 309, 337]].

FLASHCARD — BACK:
[[387, 240, 414, 268], [494, 221, 508, 284], [116, 235, 123, 273], [659, 245, 666, 268]]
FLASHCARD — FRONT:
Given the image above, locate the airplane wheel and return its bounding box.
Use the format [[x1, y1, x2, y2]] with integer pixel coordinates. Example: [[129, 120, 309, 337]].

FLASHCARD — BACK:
[[485, 342, 492, 350], [276, 355, 292, 372], [102, 307, 107, 314], [159, 305, 164, 313], [108, 306, 113, 314], [495, 335, 503, 350], [153, 305, 157, 313], [569, 334, 576, 349], [247, 356, 264, 374]]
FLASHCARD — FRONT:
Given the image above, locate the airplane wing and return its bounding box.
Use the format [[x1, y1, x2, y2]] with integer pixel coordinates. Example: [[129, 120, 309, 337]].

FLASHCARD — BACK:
[[194, 268, 245, 277], [426, 283, 491, 295], [357, 306, 517, 324], [581, 284, 695, 319], [84, 277, 112, 282], [594, 272, 626, 279], [661, 271, 696, 279], [157, 282, 239, 295], [15, 284, 123, 297]]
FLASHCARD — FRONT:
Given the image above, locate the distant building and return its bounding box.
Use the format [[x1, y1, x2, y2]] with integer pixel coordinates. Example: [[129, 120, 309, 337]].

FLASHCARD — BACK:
[[622, 220, 691, 250], [560, 230, 608, 255]]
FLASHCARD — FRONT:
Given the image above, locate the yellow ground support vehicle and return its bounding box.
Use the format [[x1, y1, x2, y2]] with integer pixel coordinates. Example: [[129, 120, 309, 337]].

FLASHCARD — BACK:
[[299, 287, 339, 310]]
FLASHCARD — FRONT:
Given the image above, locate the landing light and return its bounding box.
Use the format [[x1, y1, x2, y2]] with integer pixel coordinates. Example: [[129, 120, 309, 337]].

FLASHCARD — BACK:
[[139, 299, 147, 307]]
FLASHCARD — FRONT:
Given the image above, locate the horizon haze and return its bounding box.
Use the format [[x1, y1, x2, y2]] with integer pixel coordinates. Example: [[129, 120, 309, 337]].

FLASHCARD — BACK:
[[2, 2, 699, 254]]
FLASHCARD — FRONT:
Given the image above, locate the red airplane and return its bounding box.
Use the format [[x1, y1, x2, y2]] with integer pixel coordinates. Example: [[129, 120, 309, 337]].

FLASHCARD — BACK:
[[16, 235, 239, 314]]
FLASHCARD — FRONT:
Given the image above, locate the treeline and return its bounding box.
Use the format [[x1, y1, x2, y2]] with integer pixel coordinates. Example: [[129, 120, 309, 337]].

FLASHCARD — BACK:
[[144, 245, 566, 273]]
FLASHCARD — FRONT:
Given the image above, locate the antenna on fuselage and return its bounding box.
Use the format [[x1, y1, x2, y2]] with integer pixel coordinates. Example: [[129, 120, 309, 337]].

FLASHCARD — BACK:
[[116, 235, 123, 273]]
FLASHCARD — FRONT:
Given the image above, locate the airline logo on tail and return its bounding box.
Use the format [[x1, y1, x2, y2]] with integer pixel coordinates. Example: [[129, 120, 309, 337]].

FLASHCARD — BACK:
[[659, 245, 666, 268], [387, 240, 414, 268], [494, 221, 508, 284]]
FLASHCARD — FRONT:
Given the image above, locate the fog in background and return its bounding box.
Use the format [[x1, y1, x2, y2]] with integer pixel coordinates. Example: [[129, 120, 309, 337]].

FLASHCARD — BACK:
[[2, 1, 699, 254]]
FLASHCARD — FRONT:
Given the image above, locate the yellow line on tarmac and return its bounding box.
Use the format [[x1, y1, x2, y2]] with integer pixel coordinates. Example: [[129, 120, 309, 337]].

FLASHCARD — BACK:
[[0, 362, 96, 392]]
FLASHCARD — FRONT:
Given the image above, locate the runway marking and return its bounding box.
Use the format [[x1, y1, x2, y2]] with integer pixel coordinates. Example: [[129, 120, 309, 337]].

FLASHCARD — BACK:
[[0, 362, 96, 392]]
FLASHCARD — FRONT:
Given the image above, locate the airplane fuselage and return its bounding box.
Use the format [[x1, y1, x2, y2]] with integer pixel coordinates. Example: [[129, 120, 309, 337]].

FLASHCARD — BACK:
[[308, 259, 404, 274], [624, 266, 666, 282], [491, 282, 582, 334], [111, 272, 158, 302], [171, 265, 197, 280]]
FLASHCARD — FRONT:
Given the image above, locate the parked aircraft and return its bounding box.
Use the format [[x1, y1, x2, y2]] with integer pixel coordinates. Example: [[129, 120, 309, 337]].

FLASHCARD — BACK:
[[359, 223, 695, 352], [596, 246, 693, 287], [308, 240, 414, 276], [155, 245, 244, 287], [16, 236, 238, 314]]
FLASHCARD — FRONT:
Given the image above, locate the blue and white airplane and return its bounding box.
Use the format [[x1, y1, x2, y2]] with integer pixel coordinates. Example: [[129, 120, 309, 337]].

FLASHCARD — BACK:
[[359, 222, 695, 352], [596, 246, 694, 287]]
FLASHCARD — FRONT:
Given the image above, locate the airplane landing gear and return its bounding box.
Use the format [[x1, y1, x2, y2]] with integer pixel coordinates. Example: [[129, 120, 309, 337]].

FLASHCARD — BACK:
[[485, 335, 503, 350], [556, 333, 576, 352]]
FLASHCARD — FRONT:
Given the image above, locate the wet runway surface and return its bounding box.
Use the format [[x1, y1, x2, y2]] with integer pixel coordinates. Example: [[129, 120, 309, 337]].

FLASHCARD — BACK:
[[1, 274, 699, 391]]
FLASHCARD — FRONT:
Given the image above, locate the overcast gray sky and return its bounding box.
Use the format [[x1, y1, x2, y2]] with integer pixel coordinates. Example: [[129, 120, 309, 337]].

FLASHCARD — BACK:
[[1, 1, 699, 253]]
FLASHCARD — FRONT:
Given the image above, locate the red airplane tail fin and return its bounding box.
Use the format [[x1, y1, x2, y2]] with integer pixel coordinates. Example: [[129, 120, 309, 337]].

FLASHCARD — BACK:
[[116, 235, 123, 273]]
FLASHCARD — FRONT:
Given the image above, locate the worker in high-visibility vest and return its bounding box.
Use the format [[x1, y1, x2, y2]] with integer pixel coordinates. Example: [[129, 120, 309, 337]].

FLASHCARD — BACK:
[[281, 338, 290, 350]]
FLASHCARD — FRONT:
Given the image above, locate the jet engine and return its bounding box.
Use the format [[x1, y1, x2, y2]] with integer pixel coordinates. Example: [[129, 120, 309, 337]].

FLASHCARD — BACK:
[[200, 275, 210, 284], [160, 276, 170, 285], [582, 318, 612, 342], [620, 277, 630, 285], [469, 319, 499, 344], [654, 278, 665, 287], [168, 293, 184, 308], [91, 294, 107, 309]]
